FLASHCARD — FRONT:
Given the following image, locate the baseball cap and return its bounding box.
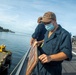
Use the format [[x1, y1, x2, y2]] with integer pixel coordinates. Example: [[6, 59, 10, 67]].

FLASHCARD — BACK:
[[41, 11, 56, 23]]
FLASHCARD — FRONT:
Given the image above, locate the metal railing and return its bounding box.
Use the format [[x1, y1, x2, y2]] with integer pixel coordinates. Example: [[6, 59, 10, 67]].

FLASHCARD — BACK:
[[15, 47, 30, 75], [10, 47, 30, 75]]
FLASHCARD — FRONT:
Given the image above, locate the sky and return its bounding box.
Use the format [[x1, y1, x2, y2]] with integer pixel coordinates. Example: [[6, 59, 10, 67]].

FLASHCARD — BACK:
[[0, 0, 76, 35]]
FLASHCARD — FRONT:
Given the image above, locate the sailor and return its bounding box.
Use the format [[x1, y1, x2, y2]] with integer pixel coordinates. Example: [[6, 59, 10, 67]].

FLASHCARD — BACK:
[[33, 11, 72, 75], [30, 17, 47, 46]]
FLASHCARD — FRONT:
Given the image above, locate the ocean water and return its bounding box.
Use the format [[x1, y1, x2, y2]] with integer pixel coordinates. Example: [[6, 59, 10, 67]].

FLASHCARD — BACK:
[[0, 32, 31, 75]]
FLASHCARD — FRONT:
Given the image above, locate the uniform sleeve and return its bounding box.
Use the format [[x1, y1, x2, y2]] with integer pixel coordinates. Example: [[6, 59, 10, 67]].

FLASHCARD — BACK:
[[32, 24, 40, 39], [60, 33, 72, 61]]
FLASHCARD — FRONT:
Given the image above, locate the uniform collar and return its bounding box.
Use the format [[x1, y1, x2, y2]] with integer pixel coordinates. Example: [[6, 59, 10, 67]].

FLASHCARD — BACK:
[[55, 25, 62, 35], [46, 25, 62, 42]]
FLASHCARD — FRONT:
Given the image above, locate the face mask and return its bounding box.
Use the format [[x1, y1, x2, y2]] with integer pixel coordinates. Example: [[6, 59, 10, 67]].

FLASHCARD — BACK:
[[45, 23, 55, 31]]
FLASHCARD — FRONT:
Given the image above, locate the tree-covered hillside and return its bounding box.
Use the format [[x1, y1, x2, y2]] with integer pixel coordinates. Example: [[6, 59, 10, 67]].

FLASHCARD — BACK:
[[0, 26, 15, 33]]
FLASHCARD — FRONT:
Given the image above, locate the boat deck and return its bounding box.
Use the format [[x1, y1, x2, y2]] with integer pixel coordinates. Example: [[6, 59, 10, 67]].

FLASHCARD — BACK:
[[62, 54, 76, 75], [62, 45, 76, 75]]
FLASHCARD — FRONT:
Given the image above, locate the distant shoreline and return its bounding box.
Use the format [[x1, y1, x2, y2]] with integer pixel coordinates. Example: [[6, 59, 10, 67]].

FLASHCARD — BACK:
[[0, 26, 15, 33]]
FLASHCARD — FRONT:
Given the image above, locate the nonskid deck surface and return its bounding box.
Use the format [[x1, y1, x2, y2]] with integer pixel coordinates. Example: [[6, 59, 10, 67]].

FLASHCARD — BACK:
[[62, 47, 76, 75]]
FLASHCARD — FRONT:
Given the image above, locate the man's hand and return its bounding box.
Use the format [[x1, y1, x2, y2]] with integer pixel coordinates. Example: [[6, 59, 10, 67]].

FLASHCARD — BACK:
[[33, 41, 39, 47], [33, 40, 44, 47], [30, 38, 35, 46], [38, 54, 51, 63]]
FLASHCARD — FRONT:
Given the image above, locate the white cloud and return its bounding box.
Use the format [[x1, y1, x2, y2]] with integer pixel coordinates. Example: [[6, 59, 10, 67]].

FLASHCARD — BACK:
[[0, 0, 76, 35]]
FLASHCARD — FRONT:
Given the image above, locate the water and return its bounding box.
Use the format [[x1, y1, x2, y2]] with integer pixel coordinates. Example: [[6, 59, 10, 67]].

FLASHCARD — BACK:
[[0, 32, 31, 75]]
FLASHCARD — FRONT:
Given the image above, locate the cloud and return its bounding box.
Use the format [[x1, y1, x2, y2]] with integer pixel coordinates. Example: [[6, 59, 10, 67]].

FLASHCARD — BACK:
[[0, 0, 76, 35]]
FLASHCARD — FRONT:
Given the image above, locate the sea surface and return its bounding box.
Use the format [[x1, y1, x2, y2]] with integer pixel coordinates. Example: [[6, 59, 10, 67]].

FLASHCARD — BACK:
[[0, 32, 31, 75]]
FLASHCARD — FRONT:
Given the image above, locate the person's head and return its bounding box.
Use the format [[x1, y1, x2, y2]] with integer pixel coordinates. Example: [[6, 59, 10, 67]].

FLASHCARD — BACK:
[[41, 11, 58, 31], [37, 17, 42, 23]]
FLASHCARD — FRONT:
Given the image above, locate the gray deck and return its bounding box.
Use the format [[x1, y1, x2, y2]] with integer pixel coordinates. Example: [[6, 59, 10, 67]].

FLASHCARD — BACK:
[[62, 47, 76, 75]]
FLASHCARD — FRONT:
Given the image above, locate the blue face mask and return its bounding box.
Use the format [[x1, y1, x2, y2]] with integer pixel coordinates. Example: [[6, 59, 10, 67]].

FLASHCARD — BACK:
[[45, 23, 55, 31]]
